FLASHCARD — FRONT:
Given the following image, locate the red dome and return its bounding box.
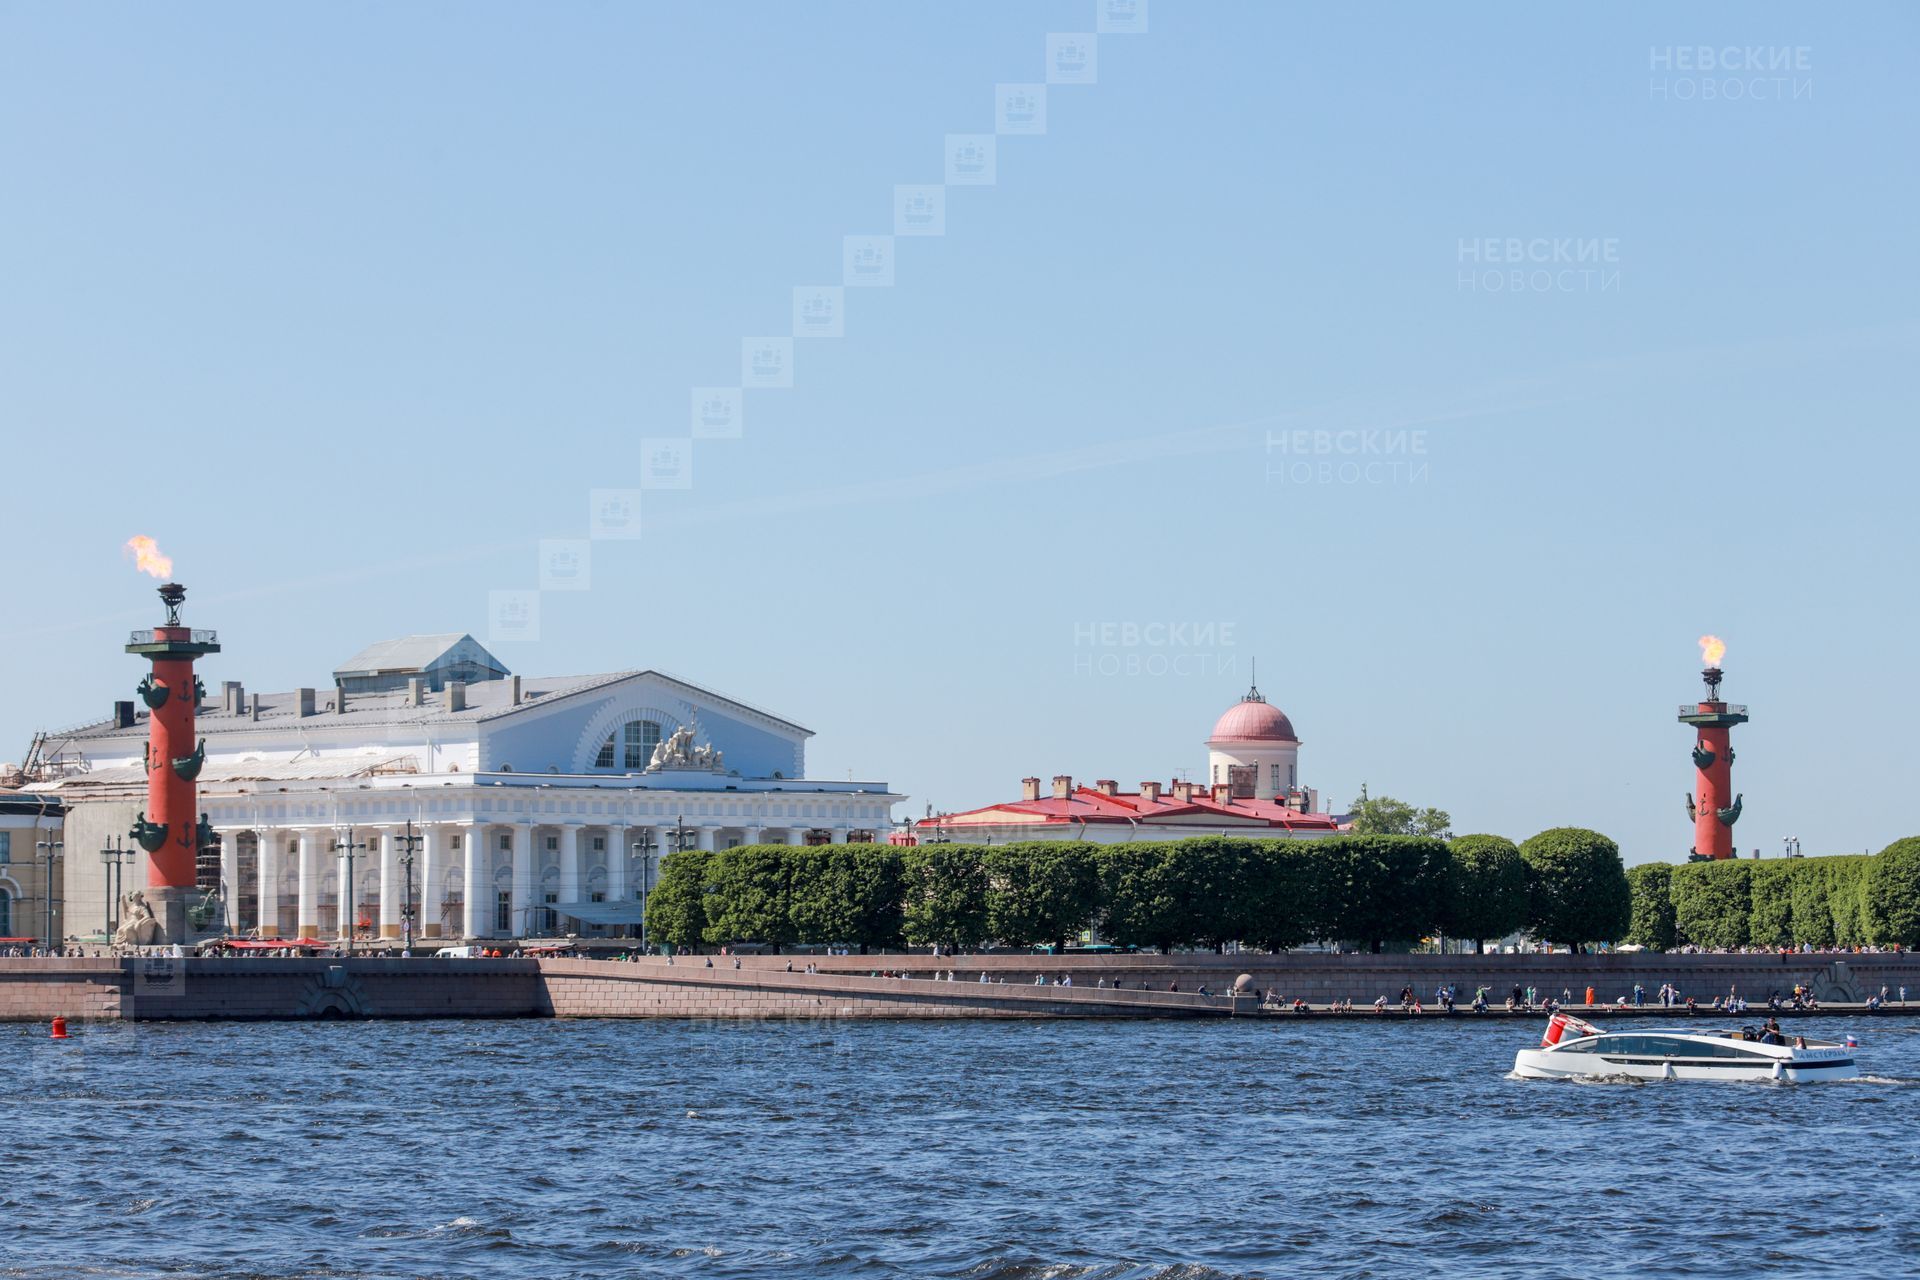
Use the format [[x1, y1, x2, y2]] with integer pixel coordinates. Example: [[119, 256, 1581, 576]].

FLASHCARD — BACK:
[[1209, 695, 1297, 743]]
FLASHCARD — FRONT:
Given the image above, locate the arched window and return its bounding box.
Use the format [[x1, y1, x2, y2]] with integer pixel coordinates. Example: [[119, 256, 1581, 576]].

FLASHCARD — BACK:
[[0, 890, 10, 937], [594, 719, 662, 771]]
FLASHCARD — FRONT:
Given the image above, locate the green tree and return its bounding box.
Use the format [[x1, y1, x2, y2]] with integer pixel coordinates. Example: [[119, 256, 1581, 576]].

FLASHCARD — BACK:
[[1787, 857, 1837, 947], [1440, 834, 1528, 952], [1625, 862, 1676, 951], [1097, 842, 1187, 953], [1867, 837, 1920, 947], [1671, 859, 1752, 949], [984, 841, 1102, 950], [1519, 827, 1630, 952], [1348, 793, 1453, 839], [701, 846, 796, 950], [902, 844, 991, 952], [643, 848, 711, 952], [1747, 860, 1795, 947], [1237, 839, 1321, 952], [1312, 834, 1451, 953], [789, 845, 906, 952]]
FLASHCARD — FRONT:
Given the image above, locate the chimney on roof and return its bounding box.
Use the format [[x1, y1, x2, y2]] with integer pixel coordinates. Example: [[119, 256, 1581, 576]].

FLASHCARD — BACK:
[[334, 687, 349, 714], [296, 688, 315, 718], [447, 681, 467, 713], [406, 676, 424, 707], [1021, 776, 1041, 802], [1052, 775, 1073, 800], [1094, 779, 1118, 797], [1211, 783, 1231, 805], [249, 692, 261, 721], [1140, 780, 1162, 803], [1171, 781, 1192, 803], [221, 681, 243, 715], [114, 700, 135, 729], [508, 675, 522, 705]]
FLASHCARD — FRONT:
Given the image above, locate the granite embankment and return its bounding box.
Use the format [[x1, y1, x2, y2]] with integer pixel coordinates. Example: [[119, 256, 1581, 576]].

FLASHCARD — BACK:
[[1, 951, 1914, 1021]]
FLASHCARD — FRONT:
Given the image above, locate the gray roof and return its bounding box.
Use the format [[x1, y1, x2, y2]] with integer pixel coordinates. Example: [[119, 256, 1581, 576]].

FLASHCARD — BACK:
[[48, 669, 812, 745], [333, 633, 504, 678]]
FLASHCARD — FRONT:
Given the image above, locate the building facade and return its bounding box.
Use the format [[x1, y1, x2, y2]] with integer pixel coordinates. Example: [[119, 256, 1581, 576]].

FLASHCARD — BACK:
[[38, 634, 901, 942], [917, 683, 1339, 845], [0, 793, 65, 944]]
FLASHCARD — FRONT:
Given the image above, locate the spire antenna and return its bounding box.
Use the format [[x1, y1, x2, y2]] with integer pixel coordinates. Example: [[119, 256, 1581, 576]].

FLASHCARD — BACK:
[[1244, 656, 1264, 703]]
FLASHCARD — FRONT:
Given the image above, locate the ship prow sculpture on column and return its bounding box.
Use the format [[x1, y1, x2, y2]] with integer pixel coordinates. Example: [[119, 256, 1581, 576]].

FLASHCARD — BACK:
[[124, 579, 222, 943]]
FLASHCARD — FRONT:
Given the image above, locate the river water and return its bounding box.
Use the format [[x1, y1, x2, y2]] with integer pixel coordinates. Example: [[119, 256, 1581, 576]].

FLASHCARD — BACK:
[[6, 1015, 1918, 1279]]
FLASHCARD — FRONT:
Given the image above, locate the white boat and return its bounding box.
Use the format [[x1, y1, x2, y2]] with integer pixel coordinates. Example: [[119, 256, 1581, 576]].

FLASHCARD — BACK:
[[1512, 1013, 1859, 1083]]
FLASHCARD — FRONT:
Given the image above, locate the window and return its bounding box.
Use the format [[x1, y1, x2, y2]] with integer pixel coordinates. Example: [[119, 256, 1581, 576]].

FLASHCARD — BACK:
[[545, 836, 558, 852], [1289, 763, 1297, 789], [495, 890, 512, 933], [0, 831, 10, 862], [595, 719, 663, 771], [450, 836, 462, 852], [542, 891, 558, 933], [1270, 764, 1281, 791], [498, 834, 510, 851], [590, 891, 605, 904], [0, 889, 9, 934], [591, 836, 605, 852]]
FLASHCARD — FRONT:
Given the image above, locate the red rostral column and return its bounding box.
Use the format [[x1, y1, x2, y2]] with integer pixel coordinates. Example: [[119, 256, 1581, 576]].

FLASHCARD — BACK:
[[1677, 639, 1747, 860], [126, 581, 220, 934]]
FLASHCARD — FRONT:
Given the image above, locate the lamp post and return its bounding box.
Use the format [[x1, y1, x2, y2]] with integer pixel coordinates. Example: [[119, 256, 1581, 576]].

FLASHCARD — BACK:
[[99, 837, 133, 938], [392, 820, 422, 951], [36, 830, 64, 948], [331, 825, 367, 953], [634, 833, 660, 951]]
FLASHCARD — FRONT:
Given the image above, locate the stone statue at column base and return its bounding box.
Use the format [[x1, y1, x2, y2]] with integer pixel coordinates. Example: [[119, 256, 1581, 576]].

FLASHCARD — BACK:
[[114, 891, 165, 946]]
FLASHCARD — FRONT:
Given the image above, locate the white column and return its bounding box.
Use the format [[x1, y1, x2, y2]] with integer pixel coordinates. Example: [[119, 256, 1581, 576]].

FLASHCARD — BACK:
[[606, 825, 628, 902], [742, 826, 762, 846], [420, 825, 443, 938], [256, 830, 280, 936], [789, 826, 810, 846], [462, 823, 487, 939], [696, 825, 716, 852], [559, 825, 582, 906], [297, 829, 321, 939], [336, 837, 355, 940], [511, 823, 534, 938], [378, 828, 400, 939], [216, 829, 242, 934]]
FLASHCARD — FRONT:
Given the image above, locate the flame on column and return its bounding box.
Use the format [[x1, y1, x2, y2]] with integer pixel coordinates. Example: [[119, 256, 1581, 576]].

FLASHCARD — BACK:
[[124, 536, 174, 579], [1698, 635, 1726, 667]]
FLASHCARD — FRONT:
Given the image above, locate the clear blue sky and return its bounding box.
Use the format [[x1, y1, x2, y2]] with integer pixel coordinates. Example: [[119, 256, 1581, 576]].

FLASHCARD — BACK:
[[3, 2, 1915, 863]]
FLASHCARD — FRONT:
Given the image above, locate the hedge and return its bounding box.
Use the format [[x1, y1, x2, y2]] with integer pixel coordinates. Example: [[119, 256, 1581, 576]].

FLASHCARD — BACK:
[[1626, 843, 1918, 950], [641, 829, 1627, 953]]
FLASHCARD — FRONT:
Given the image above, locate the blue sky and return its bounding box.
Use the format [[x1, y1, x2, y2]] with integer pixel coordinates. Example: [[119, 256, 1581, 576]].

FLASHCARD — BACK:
[[2, 2, 1914, 863]]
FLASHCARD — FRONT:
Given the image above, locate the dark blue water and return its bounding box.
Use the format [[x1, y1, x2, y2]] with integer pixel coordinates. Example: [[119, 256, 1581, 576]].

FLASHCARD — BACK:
[[6, 1015, 1919, 1279]]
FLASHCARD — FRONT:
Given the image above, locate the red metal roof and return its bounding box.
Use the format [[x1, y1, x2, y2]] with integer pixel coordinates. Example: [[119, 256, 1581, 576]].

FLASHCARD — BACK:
[[922, 785, 1337, 832]]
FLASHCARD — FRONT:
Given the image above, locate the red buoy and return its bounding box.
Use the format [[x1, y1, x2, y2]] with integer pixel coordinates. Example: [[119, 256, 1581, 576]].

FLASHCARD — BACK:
[[50, 1016, 69, 1040]]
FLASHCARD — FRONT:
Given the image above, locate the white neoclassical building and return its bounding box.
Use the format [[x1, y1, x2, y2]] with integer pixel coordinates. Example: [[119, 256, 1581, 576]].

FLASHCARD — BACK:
[[40, 634, 902, 942]]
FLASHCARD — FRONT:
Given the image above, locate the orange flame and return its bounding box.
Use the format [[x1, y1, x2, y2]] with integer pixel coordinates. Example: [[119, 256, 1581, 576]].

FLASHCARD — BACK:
[[124, 535, 173, 580], [1698, 634, 1726, 667]]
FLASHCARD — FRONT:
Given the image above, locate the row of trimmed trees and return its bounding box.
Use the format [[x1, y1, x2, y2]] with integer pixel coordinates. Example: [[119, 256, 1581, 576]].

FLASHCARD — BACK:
[[642, 828, 1633, 954], [1626, 837, 1920, 951]]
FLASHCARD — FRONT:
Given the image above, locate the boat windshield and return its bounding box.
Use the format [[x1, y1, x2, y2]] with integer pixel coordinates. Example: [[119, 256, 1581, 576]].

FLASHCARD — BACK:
[[1583, 1034, 1774, 1060]]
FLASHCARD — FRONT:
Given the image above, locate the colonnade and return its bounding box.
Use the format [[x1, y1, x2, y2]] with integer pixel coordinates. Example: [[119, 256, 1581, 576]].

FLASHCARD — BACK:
[[210, 821, 873, 941]]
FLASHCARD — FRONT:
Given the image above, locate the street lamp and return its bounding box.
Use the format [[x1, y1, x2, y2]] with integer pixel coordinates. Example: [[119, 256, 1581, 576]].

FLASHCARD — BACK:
[[1782, 835, 1802, 859], [99, 837, 133, 938], [392, 820, 423, 950], [36, 830, 64, 949], [331, 825, 367, 952], [633, 830, 660, 950]]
